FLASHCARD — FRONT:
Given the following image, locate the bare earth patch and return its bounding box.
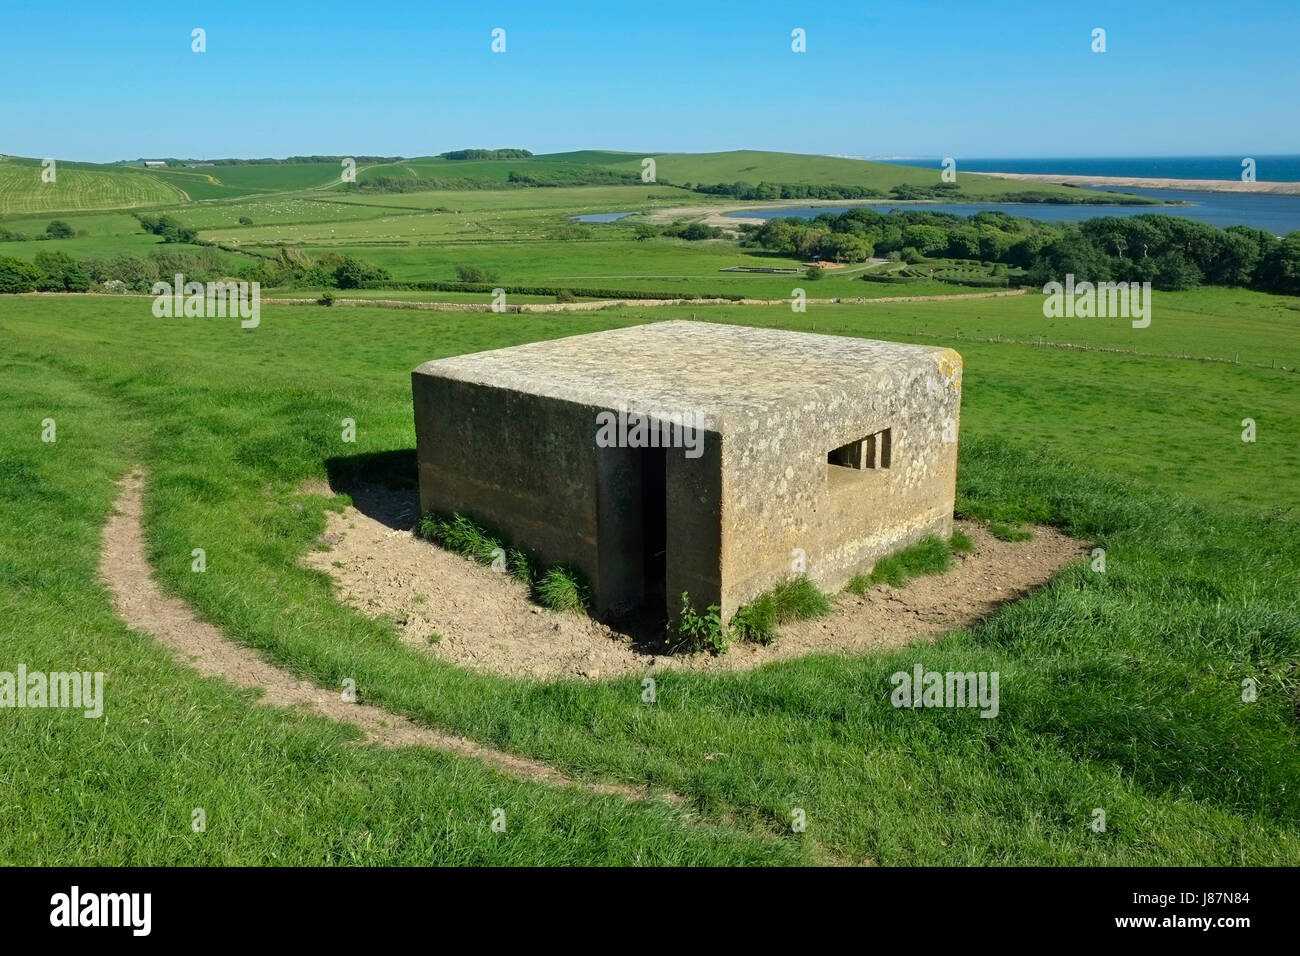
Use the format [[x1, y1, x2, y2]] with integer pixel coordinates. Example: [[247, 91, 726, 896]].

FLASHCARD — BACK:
[[305, 484, 1087, 679]]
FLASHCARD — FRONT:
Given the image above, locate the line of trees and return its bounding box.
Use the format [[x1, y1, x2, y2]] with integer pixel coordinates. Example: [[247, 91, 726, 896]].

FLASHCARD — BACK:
[[0, 246, 392, 294], [684, 180, 1152, 205], [505, 167, 638, 186], [742, 208, 1300, 293], [1028, 216, 1300, 293], [439, 149, 533, 160], [744, 207, 1050, 264], [345, 166, 639, 192]]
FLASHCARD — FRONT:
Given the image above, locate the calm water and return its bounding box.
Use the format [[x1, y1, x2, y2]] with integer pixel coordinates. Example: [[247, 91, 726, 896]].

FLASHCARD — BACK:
[[570, 212, 633, 223], [877, 155, 1300, 182], [727, 188, 1300, 234]]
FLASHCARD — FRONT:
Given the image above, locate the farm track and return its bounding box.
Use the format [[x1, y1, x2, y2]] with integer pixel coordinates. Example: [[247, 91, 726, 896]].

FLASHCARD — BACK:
[[264, 288, 1028, 311], [99, 469, 669, 802]]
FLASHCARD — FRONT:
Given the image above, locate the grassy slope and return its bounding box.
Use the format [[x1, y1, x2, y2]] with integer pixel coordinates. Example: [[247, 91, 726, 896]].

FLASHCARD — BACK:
[[1, 293, 1296, 865], [0, 157, 184, 213], [357, 156, 621, 184], [0, 156, 368, 212], [135, 162, 361, 201], [0, 148, 1150, 217], [589, 150, 1146, 202], [365, 150, 1146, 203]]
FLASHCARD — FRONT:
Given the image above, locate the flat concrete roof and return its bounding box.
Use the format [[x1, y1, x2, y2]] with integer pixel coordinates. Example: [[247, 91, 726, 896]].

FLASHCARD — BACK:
[[414, 321, 958, 427]]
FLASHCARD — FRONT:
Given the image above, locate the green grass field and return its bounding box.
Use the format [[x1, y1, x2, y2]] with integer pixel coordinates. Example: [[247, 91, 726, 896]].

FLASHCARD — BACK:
[[1, 144, 1297, 866], [0, 149, 1146, 218], [0, 157, 184, 213], [632, 150, 1128, 200], [354, 149, 1145, 203], [0, 151, 1180, 307], [113, 161, 356, 202], [2, 288, 1297, 865]]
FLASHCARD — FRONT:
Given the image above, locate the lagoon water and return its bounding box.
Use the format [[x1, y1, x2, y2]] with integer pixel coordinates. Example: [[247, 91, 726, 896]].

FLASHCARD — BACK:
[[571, 212, 634, 223], [727, 188, 1300, 234]]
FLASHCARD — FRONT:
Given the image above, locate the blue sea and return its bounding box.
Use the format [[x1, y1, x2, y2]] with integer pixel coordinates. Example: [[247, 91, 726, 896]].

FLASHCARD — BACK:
[[728, 188, 1300, 234], [876, 155, 1300, 182], [725, 157, 1300, 234]]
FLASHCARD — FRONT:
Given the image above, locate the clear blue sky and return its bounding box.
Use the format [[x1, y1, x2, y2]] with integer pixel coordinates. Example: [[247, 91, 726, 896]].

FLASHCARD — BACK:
[[2, 0, 1297, 162]]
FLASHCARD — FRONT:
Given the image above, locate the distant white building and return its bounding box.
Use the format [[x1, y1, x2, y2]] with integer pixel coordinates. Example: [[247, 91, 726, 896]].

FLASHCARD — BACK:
[[142, 160, 167, 168]]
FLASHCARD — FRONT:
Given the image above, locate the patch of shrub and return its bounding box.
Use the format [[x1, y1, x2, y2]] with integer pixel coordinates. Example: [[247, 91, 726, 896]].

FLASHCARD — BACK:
[[846, 535, 955, 592], [419, 512, 501, 564], [730, 576, 832, 645], [661, 221, 724, 241], [334, 255, 390, 289], [674, 593, 727, 654], [455, 264, 498, 283], [45, 220, 74, 239], [535, 567, 589, 613], [417, 510, 589, 612], [0, 256, 44, 293], [136, 213, 199, 244], [33, 251, 90, 292]]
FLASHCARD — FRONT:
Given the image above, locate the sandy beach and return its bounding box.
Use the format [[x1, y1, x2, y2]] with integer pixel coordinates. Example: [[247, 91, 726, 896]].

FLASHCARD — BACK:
[[645, 199, 885, 227], [983, 171, 1300, 195]]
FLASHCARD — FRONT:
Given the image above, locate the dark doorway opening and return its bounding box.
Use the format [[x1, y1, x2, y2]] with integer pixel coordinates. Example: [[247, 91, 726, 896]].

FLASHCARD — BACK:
[[640, 446, 667, 609]]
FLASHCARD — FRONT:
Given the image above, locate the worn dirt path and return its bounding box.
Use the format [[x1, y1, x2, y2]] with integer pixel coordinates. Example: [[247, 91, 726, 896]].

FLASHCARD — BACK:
[[19, 289, 1026, 312], [260, 289, 1028, 312], [98, 469, 663, 801]]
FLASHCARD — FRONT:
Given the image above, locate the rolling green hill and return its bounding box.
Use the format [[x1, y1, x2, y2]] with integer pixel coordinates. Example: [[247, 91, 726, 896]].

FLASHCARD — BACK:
[[0, 156, 375, 212], [629, 150, 1135, 201], [0, 149, 1146, 214], [0, 156, 184, 213], [356, 149, 1147, 202], [355, 154, 639, 187], [136, 161, 352, 200]]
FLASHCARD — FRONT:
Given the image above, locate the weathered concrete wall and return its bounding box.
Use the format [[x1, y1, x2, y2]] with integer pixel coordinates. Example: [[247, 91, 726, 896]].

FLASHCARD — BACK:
[[413, 370, 724, 620], [414, 322, 960, 628], [717, 349, 961, 616], [664, 432, 723, 619], [412, 375, 603, 586]]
